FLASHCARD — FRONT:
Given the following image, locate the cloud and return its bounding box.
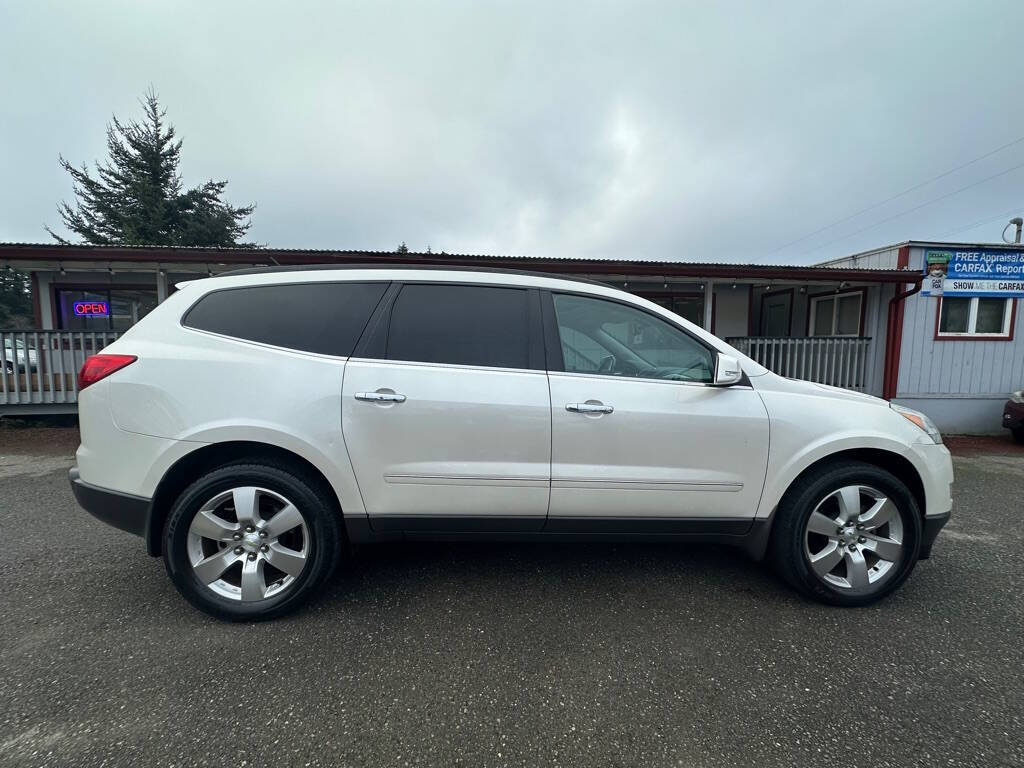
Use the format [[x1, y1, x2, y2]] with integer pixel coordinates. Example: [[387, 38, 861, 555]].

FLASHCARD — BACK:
[[2, 0, 1023, 263]]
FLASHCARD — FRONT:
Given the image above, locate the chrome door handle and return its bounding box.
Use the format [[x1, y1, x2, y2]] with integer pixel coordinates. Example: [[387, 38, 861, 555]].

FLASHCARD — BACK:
[[566, 402, 613, 414], [355, 391, 407, 403]]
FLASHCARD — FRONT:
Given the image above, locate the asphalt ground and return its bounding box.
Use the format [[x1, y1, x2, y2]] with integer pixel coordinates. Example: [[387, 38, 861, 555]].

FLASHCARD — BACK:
[[1, 428, 1022, 767]]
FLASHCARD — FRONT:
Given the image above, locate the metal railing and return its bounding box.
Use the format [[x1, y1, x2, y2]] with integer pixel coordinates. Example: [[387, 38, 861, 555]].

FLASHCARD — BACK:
[[1, 329, 874, 408], [1, 329, 121, 408], [726, 336, 872, 391]]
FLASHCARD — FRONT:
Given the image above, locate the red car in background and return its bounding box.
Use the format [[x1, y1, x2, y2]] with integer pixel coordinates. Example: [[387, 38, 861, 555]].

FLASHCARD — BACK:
[[1004, 390, 1024, 443]]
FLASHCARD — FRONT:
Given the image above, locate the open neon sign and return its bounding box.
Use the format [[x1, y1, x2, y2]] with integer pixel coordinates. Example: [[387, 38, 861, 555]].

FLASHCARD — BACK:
[[73, 301, 110, 317]]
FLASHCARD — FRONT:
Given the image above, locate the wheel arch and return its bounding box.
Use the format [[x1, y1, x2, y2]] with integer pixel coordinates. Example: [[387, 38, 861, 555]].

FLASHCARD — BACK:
[[746, 447, 928, 563], [145, 440, 346, 556], [776, 448, 926, 521]]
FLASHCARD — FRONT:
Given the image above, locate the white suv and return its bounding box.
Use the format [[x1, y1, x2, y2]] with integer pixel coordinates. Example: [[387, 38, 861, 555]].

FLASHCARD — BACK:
[[70, 266, 953, 620]]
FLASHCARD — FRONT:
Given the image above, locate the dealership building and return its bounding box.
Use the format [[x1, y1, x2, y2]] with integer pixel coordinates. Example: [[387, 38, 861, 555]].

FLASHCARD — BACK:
[[1, 240, 1021, 434]]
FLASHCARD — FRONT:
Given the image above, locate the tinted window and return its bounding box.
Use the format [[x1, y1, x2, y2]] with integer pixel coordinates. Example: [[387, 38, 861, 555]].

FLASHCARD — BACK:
[[183, 282, 387, 356], [553, 292, 714, 383], [387, 284, 530, 368]]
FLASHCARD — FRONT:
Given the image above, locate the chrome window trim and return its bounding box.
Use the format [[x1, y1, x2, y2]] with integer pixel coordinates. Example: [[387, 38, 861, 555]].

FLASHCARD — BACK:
[[178, 324, 351, 363], [346, 356, 547, 376], [546, 369, 752, 389]]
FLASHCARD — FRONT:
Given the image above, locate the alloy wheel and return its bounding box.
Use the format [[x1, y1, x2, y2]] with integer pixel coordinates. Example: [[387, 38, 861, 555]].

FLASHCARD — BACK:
[[803, 484, 905, 594], [186, 486, 309, 602]]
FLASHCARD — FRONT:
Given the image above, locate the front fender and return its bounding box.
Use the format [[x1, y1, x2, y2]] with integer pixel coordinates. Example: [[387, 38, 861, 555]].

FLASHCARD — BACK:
[[757, 431, 926, 519]]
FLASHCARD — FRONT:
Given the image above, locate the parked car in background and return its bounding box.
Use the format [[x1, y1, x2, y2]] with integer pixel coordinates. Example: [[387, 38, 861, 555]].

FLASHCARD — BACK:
[[69, 266, 954, 621], [1, 335, 38, 373], [1003, 390, 1024, 443]]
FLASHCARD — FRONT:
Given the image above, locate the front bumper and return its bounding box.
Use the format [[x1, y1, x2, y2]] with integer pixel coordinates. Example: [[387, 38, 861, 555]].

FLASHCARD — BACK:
[[69, 467, 150, 539], [906, 440, 953, 559], [919, 509, 950, 559], [1002, 400, 1024, 431]]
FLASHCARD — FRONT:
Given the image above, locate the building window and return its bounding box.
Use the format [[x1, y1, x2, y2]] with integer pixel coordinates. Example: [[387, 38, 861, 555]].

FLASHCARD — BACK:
[[56, 288, 158, 331], [936, 297, 1014, 339], [642, 295, 705, 327], [809, 291, 862, 337]]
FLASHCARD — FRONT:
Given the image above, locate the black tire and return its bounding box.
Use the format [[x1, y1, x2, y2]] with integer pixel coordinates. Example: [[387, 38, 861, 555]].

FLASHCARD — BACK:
[[163, 461, 343, 621], [1012, 427, 1024, 444], [768, 461, 922, 607]]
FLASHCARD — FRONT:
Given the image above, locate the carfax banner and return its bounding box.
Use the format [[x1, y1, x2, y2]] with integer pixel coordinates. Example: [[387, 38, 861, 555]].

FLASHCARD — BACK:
[[921, 248, 1024, 297]]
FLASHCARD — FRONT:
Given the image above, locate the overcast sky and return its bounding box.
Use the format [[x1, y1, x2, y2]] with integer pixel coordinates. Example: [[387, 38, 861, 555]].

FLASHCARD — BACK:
[[2, 1, 1024, 263]]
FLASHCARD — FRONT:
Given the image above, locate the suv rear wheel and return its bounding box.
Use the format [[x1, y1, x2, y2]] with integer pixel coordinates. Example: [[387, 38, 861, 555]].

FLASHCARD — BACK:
[[769, 461, 922, 606], [163, 462, 342, 621]]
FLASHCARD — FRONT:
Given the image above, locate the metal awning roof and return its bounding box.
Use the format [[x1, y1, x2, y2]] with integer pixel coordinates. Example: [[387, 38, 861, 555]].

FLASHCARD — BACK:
[[0, 242, 922, 284]]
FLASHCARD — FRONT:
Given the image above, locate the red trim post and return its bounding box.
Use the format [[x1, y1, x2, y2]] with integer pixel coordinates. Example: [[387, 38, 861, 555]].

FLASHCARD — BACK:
[[882, 246, 914, 400], [896, 245, 910, 270], [883, 279, 922, 400]]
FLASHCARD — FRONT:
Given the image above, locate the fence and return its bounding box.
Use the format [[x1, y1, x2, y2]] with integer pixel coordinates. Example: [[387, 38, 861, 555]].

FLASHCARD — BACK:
[[726, 336, 872, 391], [3, 329, 874, 410], [1, 329, 121, 410]]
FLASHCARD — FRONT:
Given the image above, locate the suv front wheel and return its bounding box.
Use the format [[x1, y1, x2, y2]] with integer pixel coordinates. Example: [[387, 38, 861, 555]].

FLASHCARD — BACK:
[[769, 461, 922, 606], [163, 462, 342, 621]]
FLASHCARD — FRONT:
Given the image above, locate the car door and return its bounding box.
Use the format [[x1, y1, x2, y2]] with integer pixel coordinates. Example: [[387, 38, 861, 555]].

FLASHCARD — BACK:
[[342, 281, 551, 531], [544, 290, 769, 529]]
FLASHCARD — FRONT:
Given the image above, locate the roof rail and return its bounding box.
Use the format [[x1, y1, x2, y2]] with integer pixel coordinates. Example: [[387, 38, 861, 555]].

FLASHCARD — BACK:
[[216, 262, 614, 288]]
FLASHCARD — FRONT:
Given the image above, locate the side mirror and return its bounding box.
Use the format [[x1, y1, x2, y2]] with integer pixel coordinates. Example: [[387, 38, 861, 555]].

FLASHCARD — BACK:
[[713, 353, 743, 386]]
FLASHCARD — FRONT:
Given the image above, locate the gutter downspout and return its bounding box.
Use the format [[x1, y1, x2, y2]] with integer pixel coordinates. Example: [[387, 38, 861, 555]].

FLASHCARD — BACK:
[[882, 277, 922, 401]]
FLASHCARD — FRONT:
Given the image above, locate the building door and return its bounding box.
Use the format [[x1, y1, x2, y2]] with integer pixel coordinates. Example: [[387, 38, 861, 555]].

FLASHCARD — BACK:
[[341, 282, 551, 530], [760, 290, 792, 337]]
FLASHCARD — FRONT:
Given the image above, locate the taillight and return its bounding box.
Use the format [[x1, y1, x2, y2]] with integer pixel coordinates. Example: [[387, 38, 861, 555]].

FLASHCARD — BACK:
[[78, 354, 137, 390]]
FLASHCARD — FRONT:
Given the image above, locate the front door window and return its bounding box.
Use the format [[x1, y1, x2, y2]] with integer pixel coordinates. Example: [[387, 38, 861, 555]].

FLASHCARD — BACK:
[[552, 293, 714, 383]]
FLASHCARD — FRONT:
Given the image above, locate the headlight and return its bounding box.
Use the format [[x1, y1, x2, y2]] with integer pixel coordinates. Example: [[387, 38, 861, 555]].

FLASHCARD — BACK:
[[890, 403, 942, 444], [1011, 390, 1024, 404]]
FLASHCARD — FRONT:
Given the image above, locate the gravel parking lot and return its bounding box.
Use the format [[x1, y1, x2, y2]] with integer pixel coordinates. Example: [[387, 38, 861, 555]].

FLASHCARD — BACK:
[[1, 428, 1022, 767]]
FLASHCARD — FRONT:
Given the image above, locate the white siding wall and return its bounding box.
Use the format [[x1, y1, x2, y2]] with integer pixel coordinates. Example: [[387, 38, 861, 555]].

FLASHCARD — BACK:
[[895, 246, 1024, 433], [863, 284, 892, 398], [817, 245, 903, 271]]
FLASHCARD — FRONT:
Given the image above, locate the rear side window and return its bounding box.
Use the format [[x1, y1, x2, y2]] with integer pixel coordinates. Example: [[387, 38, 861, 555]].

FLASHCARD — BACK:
[[387, 284, 530, 369], [183, 282, 387, 356]]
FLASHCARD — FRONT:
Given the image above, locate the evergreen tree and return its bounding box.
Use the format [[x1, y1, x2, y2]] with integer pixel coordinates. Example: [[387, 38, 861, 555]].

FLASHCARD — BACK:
[[0, 269, 33, 328], [48, 89, 254, 246], [396, 241, 409, 253]]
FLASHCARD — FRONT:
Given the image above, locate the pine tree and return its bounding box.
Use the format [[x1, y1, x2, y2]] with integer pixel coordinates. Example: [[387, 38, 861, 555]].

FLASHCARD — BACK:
[[47, 89, 254, 246], [396, 241, 409, 253], [0, 269, 33, 328]]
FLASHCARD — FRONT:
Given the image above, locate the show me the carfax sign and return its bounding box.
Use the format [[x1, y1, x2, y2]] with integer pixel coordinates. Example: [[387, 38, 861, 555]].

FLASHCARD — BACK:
[[921, 248, 1024, 297]]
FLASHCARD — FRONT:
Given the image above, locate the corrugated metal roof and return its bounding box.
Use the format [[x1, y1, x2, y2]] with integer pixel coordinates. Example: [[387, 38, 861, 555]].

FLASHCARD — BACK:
[[0, 241, 911, 273]]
